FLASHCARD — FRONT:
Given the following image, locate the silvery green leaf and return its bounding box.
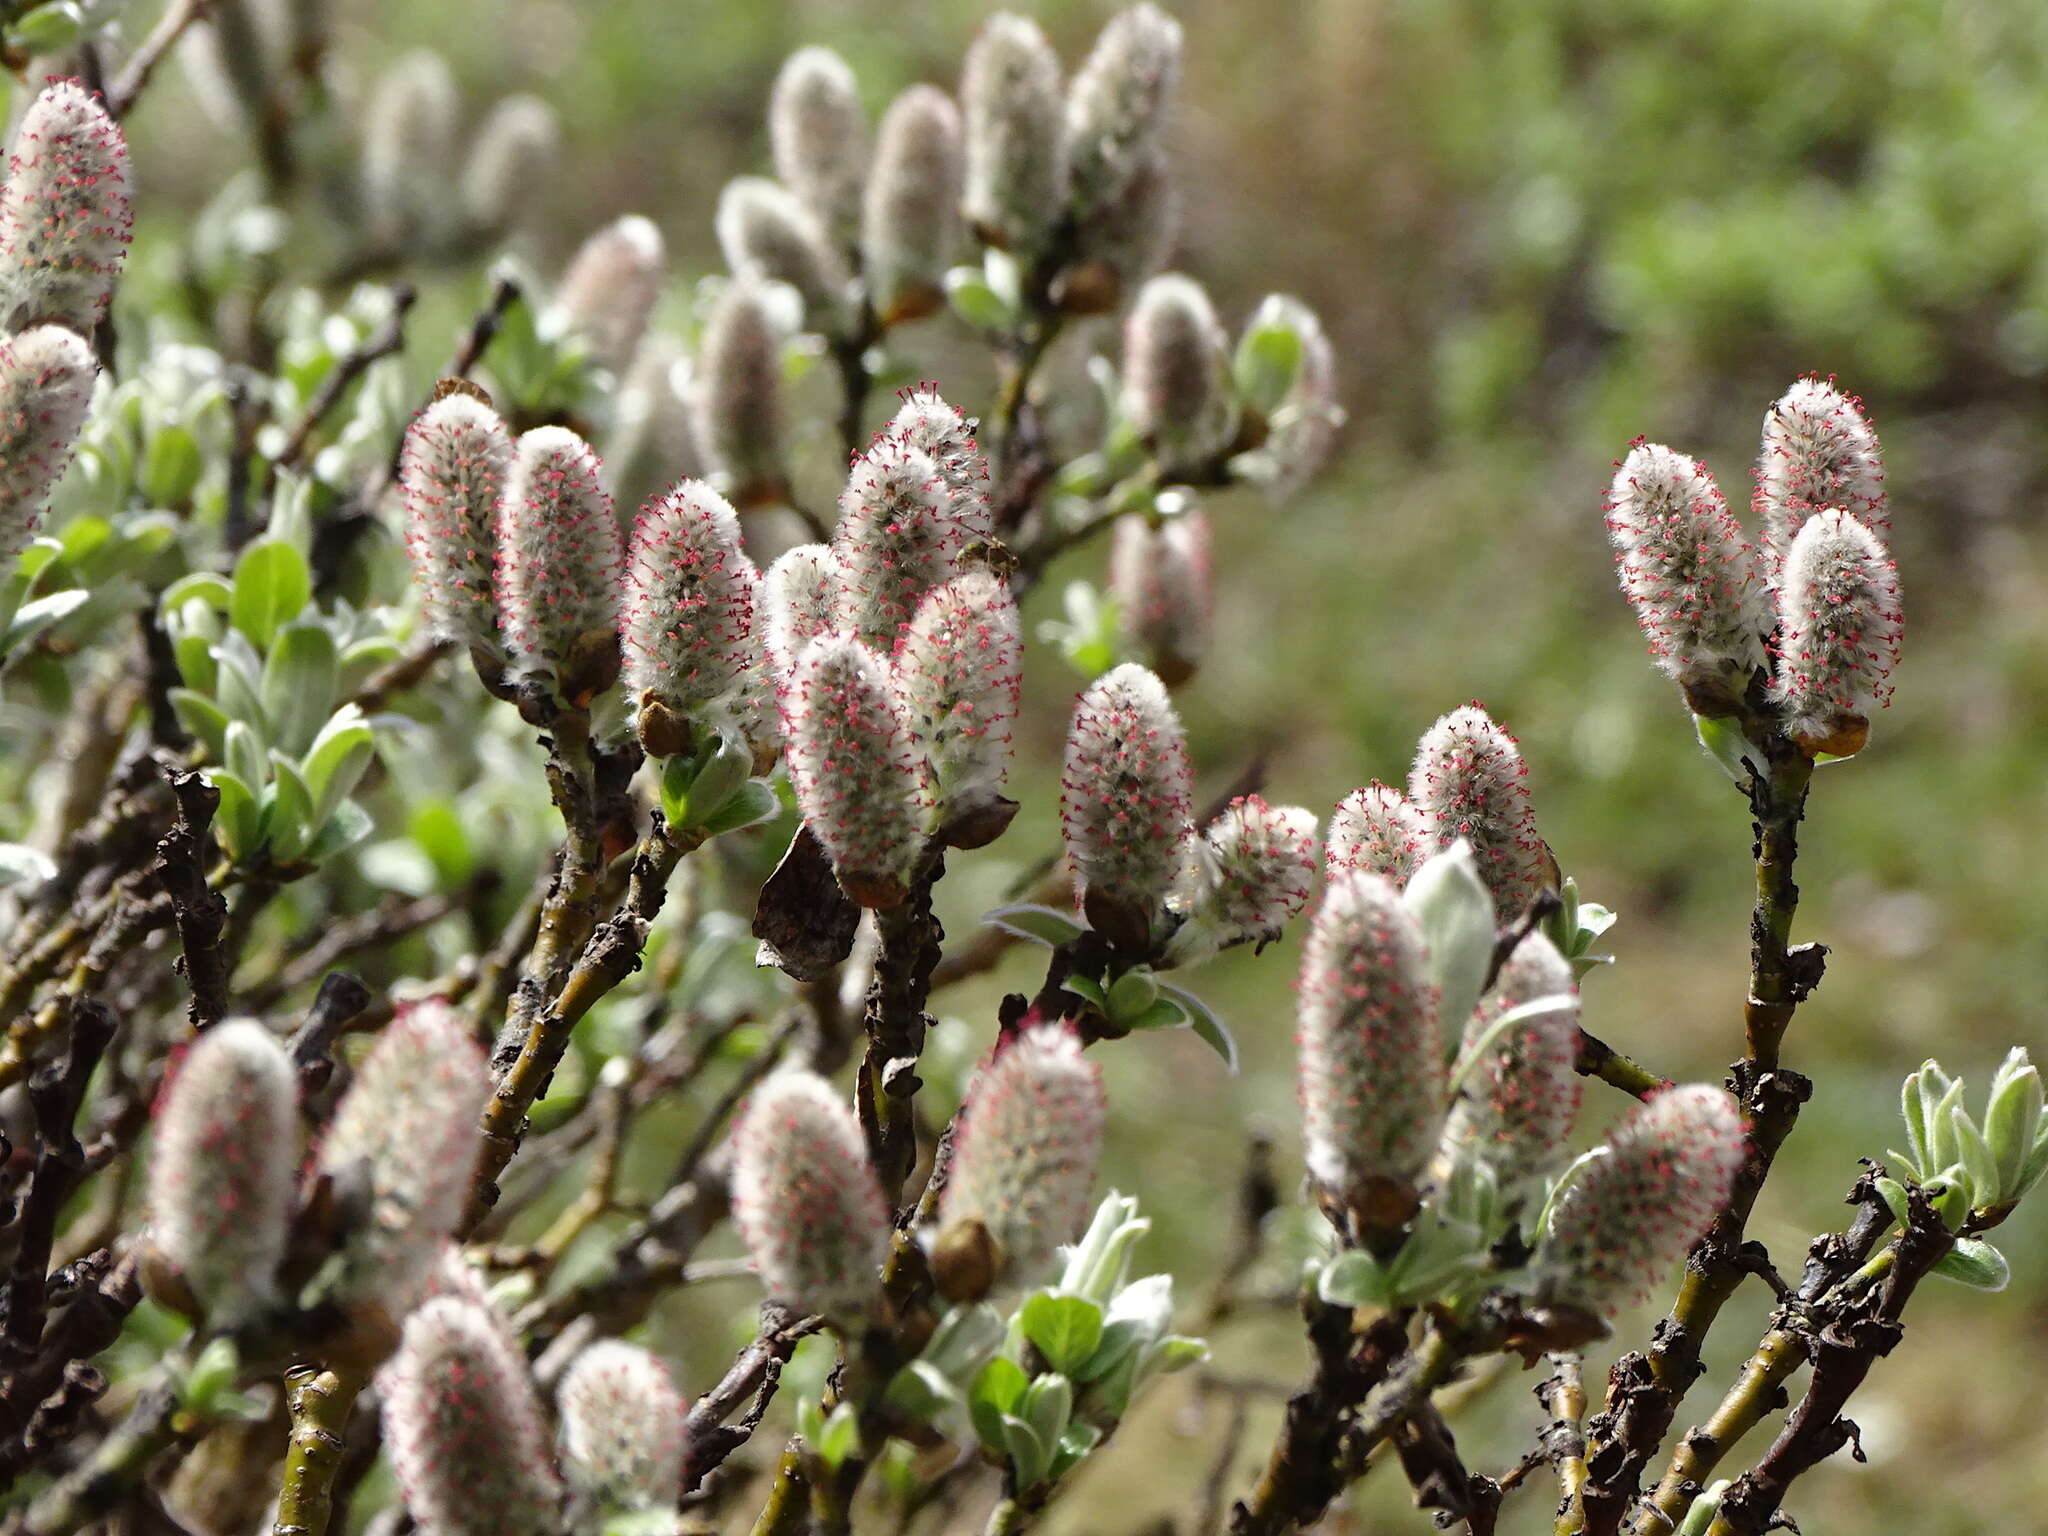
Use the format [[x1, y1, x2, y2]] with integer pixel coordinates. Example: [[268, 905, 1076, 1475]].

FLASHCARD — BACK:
[[984, 903, 1086, 949], [1158, 984, 1238, 1072], [170, 689, 232, 763], [0, 843, 55, 891], [261, 621, 339, 756], [1020, 1294, 1104, 1377], [1950, 1105, 1999, 1211], [1931, 1237, 2009, 1292], [1020, 1373, 1072, 1460], [999, 1414, 1050, 1491], [229, 539, 311, 649], [1692, 712, 1754, 784], [1403, 840, 1495, 1035], [1317, 1250, 1391, 1308], [1983, 1050, 2043, 1198]]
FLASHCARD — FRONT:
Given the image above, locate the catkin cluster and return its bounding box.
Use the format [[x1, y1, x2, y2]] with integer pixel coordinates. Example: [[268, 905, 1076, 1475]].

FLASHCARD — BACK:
[[1605, 379, 1902, 750]]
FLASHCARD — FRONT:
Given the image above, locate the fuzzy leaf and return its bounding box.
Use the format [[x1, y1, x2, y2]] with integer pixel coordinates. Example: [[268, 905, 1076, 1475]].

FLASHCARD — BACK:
[[985, 903, 1086, 949], [1931, 1238, 2009, 1291]]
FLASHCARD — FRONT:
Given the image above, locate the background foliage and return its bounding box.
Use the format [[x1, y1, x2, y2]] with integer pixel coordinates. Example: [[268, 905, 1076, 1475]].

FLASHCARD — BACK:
[[7, 0, 2047, 1530]]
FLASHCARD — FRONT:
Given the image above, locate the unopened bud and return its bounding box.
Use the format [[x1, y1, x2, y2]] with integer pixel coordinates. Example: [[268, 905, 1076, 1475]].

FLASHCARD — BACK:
[[556, 214, 665, 378], [1534, 1084, 1745, 1318], [1605, 443, 1766, 696], [623, 480, 759, 736], [716, 177, 849, 331], [1326, 783, 1428, 886], [1065, 3, 1183, 225], [1410, 704, 1552, 920], [691, 276, 786, 506], [893, 571, 1020, 823], [730, 1069, 890, 1325], [461, 96, 561, 242], [1063, 148, 1176, 313], [146, 1020, 296, 1325], [960, 13, 1068, 257], [399, 393, 512, 652], [0, 324, 97, 566], [1165, 795, 1318, 966], [937, 1024, 1106, 1285], [359, 52, 458, 256], [863, 86, 963, 326], [315, 1001, 489, 1314], [768, 46, 867, 245], [782, 632, 930, 906], [1122, 274, 1236, 476], [1440, 932, 1580, 1191], [383, 1297, 563, 1536], [1754, 376, 1886, 570], [1768, 509, 1901, 754], [0, 80, 133, 334], [557, 1339, 686, 1512], [1297, 871, 1444, 1231], [1109, 505, 1209, 684]]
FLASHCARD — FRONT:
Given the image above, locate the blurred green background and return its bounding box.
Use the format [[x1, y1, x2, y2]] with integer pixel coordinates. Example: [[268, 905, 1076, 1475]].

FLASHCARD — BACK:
[[121, 0, 2048, 1529]]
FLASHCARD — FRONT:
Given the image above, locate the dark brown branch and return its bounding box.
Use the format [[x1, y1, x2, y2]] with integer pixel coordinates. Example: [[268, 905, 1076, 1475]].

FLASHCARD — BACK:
[[1, 1001, 120, 1361], [1708, 1189, 1955, 1535], [857, 858, 945, 1203], [151, 766, 229, 1030], [678, 1303, 826, 1495]]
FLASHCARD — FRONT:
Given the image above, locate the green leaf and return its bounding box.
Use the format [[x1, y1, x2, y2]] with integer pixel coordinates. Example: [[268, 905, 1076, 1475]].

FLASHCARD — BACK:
[[1062, 973, 1108, 1010], [945, 267, 1012, 332], [1983, 1051, 2043, 1199], [1931, 1237, 2009, 1291], [208, 770, 261, 862], [261, 621, 339, 756], [883, 1360, 959, 1424], [302, 799, 375, 866], [1020, 1372, 1072, 1458], [159, 573, 235, 618], [1404, 843, 1495, 1036], [1124, 996, 1189, 1031], [262, 754, 315, 863], [1105, 967, 1159, 1023], [223, 720, 267, 790], [300, 708, 375, 827], [1316, 1249, 1392, 1308], [1158, 983, 1237, 1072], [998, 1414, 1050, 1491], [1233, 311, 1305, 414], [698, 778, 780, 836], [1, 589, 88, 654], [1692, 712, 1756, 784], [140, 420, 203, 507], [169, 689, 232, 762], [229, 539, 311, 648], [984, 903, 1085, 949], [1950, 1106, 1999, 1212], [1049, 1418, 1102, 1481], [1020, 1294, 1105, 1376], [970, 1356, 1030, 1451], [814, 1401, 861, 1471]]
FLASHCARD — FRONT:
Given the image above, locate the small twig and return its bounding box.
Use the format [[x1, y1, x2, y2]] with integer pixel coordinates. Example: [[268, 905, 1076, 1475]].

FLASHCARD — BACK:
[[679, 1304, 826, 1495], [107, 0, 212, 119], [266, 284, 418, 490], [151, 766, 230, 1030]]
